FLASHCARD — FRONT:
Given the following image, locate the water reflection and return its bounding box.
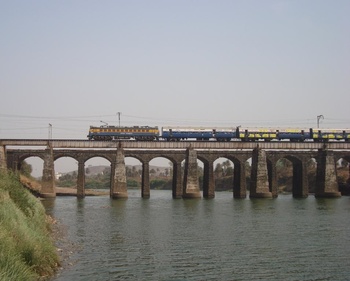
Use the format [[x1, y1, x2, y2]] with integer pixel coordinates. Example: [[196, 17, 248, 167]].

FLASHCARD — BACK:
[[315, 197, 339, 211], [41, 197, 56, 214], [47, 192, 350, 281]]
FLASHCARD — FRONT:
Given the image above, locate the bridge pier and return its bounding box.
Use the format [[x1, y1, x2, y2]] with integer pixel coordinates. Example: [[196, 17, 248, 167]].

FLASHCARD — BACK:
[[77, 161, 85, 198], [203, 160, 215, 198], [0, 145, 7, 172], [141, 161, 150, 198], [292, 159, 309, 198], [267, 160, 278, 197], [315, 149, 341, 198], [183, 148, 201, 198], [233, 159, 247, 198], [41, 146, 56, 198], [250, 148, 273, 198], [111, 147, 128, 199], [172, 161, 183, 199]]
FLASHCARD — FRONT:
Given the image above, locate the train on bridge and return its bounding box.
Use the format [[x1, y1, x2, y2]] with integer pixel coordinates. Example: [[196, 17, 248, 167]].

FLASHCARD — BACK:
[[87, 125, 350, 142]]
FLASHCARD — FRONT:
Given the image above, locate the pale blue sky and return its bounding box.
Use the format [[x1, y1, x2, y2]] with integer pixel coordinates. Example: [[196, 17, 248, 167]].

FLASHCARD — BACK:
[[1, 0, 350, 139]]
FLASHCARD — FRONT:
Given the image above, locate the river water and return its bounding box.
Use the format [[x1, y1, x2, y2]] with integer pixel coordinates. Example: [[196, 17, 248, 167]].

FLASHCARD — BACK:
[[43, 191, 350, 281]]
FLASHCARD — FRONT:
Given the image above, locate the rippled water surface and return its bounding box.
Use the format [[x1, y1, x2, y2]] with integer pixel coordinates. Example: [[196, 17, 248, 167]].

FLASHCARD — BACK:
[[43, 191, 350, 281]]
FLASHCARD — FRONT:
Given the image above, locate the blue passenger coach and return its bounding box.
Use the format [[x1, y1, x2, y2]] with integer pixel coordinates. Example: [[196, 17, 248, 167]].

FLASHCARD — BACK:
[[161, 127, 239, 141]]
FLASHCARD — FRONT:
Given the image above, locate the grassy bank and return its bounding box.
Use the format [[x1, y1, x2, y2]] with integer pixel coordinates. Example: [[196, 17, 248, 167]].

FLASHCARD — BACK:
[[0, 171, 59, 281]]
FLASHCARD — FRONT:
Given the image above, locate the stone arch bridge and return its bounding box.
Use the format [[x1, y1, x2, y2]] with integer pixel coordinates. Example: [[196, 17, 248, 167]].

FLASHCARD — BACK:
[[1, 140, 350, 199]]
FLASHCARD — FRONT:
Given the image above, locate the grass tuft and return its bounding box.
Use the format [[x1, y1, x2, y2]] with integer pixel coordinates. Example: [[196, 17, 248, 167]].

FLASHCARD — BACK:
[[0, 171, 59, 280]]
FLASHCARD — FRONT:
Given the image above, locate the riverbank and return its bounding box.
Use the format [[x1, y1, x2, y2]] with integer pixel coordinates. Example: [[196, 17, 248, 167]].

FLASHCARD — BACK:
[[19, 175, 109, 197], [0, 172, 59, 280]]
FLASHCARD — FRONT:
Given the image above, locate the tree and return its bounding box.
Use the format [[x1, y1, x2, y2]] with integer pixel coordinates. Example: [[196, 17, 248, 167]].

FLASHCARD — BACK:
[[132, 166, 137, 177], [20, 161, 32, 177], [214, 163, 223, 178], [150, 168, 156, 177], [225, 166, 233, 176], [214, 161, 233, 178], [126, 166, 132, 177], [222, 160, 233, 176]]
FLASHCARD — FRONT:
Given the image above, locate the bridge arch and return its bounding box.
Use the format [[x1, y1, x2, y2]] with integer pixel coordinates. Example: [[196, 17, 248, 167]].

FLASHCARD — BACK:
[[335, 153, 350, 163], [212, 157, 234, 192], [18, 154, 45, 179], [124, 152, 187, 198], [147, 155, 187, 198], [148, 157, 175, 192], [54, 156, 78, 191], [11, 152, 44, 174], [54, 154, 78, 163], [18, 152, 45, 163], [197, 153, 251, 198], [84, 154, 114, 164], [334, 153, 350, 195], [85, 156, 112, 189], [267, 153, 310, 198]]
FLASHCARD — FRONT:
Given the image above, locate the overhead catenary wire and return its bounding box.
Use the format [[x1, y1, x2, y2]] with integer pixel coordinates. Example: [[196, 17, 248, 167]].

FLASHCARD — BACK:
[[1, 113, 350, 140]]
